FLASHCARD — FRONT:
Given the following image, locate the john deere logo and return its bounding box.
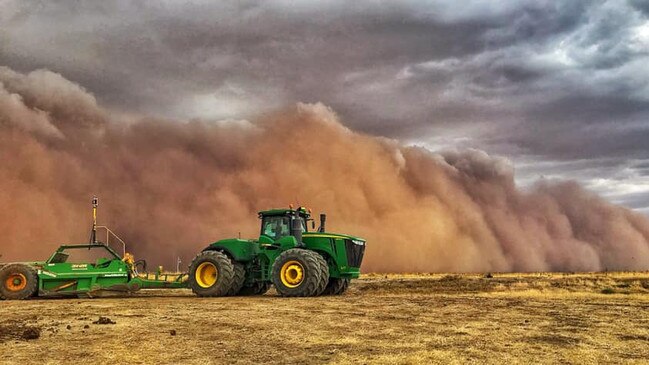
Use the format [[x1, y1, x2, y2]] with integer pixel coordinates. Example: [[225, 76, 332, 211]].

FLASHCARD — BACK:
[[72, 264, 88, 269]]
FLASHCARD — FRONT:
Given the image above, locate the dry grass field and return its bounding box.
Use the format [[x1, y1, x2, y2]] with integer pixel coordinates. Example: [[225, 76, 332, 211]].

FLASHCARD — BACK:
[[1, 272, 649, 364]]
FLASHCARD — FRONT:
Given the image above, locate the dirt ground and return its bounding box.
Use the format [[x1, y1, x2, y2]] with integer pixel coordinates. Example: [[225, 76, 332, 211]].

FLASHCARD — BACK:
[[1, 272, 649, 364]]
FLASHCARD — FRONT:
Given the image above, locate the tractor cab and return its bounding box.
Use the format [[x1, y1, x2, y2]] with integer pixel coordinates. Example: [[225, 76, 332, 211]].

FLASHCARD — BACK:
[[258, 207, 312, 242]]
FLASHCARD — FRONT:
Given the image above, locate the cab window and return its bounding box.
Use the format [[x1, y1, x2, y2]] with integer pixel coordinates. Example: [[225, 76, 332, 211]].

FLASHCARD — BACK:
[[261, 216, 290, 240]]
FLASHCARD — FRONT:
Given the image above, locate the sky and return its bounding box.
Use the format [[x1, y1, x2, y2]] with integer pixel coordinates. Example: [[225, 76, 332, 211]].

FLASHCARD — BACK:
[[1, 0, 649, 214]]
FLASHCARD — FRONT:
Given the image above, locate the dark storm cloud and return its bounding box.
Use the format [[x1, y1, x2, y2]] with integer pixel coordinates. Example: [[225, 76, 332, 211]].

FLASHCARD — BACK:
[[1, 0, 648, 213], [631, 0, 649, 16], [0, 1, 589, 121]]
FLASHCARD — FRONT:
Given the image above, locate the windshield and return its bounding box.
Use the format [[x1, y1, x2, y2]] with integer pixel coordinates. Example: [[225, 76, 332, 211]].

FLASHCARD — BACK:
[[261, 216, 290, 240], [260, 215, 307, 240]]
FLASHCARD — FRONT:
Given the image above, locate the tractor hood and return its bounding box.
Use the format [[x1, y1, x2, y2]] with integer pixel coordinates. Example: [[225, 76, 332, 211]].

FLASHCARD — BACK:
[[303, 232, 365, 242], [213, 238, 254, 245]]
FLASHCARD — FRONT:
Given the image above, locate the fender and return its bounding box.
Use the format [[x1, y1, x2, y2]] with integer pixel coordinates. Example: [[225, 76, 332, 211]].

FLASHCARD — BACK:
[[203, 238, 256, 262]]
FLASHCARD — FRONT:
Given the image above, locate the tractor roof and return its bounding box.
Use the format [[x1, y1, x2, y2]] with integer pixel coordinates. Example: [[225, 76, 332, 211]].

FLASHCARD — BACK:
[[258, 207, 310, 217]]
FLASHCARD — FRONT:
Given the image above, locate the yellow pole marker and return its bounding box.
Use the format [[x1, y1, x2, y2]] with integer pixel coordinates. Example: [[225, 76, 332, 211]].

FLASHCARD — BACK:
[[91, 196, 98, 244]]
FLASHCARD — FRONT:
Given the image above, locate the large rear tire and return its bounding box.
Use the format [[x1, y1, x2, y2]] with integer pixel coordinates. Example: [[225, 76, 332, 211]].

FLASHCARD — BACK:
[[227, 262, 246, 296], [322, 278, 350, 295], [0, 264, 38, 300], [188, 251, 234, 297], [272, 249, 327, 297]]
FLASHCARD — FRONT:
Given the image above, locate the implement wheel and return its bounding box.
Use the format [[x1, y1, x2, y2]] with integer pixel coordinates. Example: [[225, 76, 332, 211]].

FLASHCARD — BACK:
[[188, 251, 234, 297], [272, 249, 327, 297], [0, 264, 38, 300]]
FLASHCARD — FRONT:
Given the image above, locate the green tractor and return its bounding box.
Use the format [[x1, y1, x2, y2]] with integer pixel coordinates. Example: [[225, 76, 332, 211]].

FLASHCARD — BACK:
[[188, 207, 366, 297]]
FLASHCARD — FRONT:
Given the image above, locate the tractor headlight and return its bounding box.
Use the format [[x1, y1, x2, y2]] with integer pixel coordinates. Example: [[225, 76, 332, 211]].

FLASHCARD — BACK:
[[352, 239, 365, 246]]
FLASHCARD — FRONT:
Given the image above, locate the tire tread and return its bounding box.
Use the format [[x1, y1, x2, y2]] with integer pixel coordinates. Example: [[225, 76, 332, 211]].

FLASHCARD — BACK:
[[227, 262, 246, 296]]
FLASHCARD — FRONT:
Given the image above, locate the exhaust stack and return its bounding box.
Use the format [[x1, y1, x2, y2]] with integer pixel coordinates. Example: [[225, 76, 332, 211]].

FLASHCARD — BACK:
[[291, 208, 304, 246], [318, 213, 326, 233]]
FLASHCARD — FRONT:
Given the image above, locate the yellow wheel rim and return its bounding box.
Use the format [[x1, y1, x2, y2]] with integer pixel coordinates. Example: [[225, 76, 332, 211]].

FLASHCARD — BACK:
[[5, 273, 27, 292], [280, 260, 305, 288], [195, 262, 218, 288]]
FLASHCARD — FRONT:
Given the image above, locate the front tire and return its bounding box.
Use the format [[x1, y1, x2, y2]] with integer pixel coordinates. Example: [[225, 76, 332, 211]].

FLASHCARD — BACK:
[[0, 264, 38, 300], [188, 251, 234, 297], [272, 249, 327, 297]]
